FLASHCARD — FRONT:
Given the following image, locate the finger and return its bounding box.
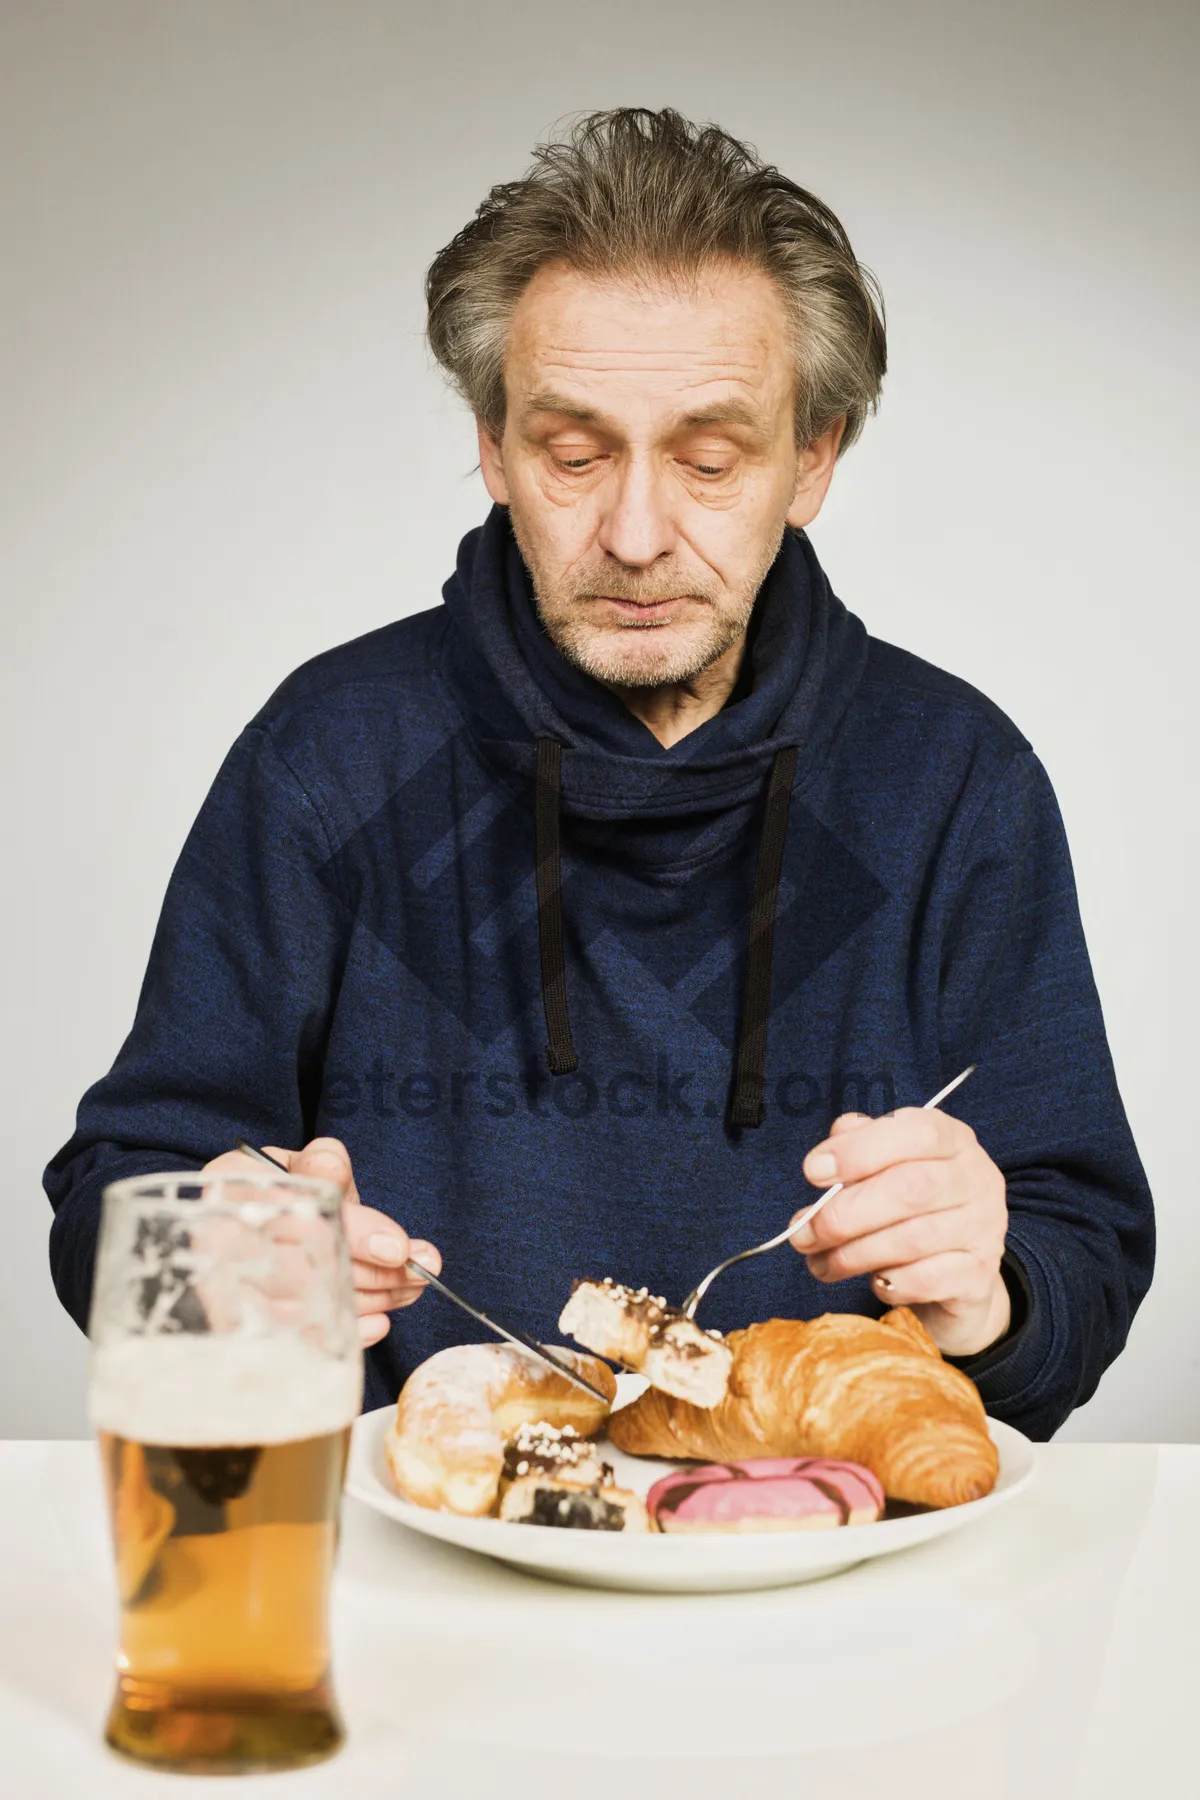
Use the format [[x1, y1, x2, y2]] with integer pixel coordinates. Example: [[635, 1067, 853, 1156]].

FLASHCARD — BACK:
[[261, 1145, 297, 1170], [343, 1203, 412, 1272], [258, 1243, 323, 1295], [351, 1261, 431, 1297], [351, 1240, 440, 1309], [802, 1108, 972, 1188], [358, 1312, 391, 1347], [291, 1137, 361, 1205], [407, 1238, 441, 1279], [352, 1282, 432, 1315], [354, 1284, 420, 1315], [260, 1295, 307, 1326], [805, 1207, 974, 1283], [351, 1261, 417, 1294], [867, 1250, 1000, 1310], [265, 1210, 339, 1269], [790, 1159, 961, 1252], [352, 1240, 441, 1285], [828, 1112, 872, 1137]]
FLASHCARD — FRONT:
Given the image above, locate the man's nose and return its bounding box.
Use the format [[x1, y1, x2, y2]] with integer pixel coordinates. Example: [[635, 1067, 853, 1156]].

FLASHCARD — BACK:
[[594, 455, 677, 570]]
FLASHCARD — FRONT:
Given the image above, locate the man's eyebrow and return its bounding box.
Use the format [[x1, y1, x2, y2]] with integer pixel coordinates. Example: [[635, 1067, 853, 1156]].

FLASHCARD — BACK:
[[674, 400, 765, 432], [520, 389, 601, 424], [519, 389, 766, 435]]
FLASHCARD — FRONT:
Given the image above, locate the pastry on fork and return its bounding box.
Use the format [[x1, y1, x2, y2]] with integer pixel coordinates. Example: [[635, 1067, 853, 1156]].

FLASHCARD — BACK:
[[559, 1277, 734, 1409]]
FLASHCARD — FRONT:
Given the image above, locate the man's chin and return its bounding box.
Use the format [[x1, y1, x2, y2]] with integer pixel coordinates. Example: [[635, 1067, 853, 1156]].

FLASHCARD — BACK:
[[552, 627, 725, 689]]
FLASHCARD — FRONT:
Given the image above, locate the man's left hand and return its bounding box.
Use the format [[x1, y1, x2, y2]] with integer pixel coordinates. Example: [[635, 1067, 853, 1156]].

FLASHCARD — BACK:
[[790, 1108, 1011, 1357]]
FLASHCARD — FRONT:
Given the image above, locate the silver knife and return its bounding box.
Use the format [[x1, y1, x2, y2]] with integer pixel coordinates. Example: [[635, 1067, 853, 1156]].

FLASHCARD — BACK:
[[233, 1140, 610, 1403]]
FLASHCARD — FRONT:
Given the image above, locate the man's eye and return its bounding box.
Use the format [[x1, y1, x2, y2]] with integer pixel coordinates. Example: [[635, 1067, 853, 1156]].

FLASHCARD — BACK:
[[550, 455, 730, 476]]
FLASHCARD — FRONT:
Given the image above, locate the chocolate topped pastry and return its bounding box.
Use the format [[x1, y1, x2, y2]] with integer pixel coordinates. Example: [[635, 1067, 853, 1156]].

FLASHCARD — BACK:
[[500, 1421, 611, 1489], [524, 1488, 628, 1531], [495, 1415, 649, 1532], [559, 1277, 734, 1409], [499, 1473, 650, 1532]]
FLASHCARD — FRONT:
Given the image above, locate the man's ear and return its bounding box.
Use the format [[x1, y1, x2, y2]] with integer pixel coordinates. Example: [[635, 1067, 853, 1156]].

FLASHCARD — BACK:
[[785, 415, 846, 530], [476, 419, 510, 506]]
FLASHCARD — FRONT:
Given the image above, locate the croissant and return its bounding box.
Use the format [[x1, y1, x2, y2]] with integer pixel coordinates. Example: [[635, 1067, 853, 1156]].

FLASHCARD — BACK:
[[608, 1308, 999, 1509]]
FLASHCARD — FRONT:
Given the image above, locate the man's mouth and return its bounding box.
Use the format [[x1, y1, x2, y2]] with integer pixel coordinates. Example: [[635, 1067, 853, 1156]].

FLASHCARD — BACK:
[[594, 596, 686, 626]]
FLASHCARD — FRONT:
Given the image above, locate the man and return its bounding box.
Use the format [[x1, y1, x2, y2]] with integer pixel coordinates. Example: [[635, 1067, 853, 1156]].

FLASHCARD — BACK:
[[46, 108, 1153, 1439]]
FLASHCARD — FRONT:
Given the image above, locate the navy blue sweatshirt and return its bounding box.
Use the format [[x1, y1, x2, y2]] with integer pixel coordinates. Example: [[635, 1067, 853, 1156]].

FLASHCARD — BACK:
[[45, 507, 1153, 1439]]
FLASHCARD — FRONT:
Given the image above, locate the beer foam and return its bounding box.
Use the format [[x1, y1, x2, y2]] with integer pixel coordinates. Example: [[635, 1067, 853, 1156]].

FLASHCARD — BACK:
[[89, 1333, 363, 1445]]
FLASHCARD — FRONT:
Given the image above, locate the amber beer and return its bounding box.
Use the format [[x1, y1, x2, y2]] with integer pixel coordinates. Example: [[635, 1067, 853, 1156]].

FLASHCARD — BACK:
[[89, 1172, 361, 1774], [99, 1437, 349, 1768]]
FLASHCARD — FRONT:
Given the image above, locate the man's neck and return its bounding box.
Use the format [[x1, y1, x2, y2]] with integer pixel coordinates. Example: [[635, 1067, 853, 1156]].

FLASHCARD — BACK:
[[604, 632, 749, 749]]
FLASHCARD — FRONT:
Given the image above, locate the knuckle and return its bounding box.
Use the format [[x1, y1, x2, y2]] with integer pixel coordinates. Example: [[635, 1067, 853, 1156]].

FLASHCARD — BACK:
[[203, 1150, 256, 1176], [924, 1207, 959, 1251], [307, 1135, 348, 1157], [807, 1205, 842, 1248], [903, 1161, 941, 1211], [903, 1263, 938, 1302], [891, 1217, 928, 1259], [917, 1115, 943, 1157], [824, 1244, 861, 1281], [897, 1106, 931, 1142]]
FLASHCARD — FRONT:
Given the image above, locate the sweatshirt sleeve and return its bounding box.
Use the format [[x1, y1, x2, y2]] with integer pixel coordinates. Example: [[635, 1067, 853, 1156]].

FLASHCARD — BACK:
[[43, 724, 349, 1332], [935, 748, 1154, 1439]]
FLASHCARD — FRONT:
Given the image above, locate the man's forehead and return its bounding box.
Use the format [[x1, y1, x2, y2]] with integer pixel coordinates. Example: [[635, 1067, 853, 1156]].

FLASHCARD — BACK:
[[504, 262, 792, 421]]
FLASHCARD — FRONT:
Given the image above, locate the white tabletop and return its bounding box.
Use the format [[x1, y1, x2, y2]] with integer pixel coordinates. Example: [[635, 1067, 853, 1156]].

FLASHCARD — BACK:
[[0, 1440, 1195, 1799]]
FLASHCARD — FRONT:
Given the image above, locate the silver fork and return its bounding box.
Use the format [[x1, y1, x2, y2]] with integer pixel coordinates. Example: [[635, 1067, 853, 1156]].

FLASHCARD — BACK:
[[678, 1065, 976, 1319]]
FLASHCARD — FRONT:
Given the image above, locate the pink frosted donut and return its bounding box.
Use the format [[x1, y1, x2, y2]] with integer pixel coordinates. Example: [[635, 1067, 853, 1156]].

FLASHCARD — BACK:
[[647, 1457, 885, 1533]]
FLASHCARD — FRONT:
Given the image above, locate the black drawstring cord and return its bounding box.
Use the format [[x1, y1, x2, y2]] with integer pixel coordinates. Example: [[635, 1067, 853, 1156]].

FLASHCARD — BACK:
[[533, 737, 580, 1075], [728, 745, 799, 1128]]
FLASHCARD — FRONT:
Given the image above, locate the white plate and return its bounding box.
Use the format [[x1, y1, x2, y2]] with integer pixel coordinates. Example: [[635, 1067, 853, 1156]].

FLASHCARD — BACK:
[[346, 1375, 1037, 1593]]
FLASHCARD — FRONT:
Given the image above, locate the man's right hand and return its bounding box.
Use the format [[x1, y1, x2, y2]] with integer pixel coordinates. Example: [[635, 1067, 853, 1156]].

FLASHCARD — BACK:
[[201, 1136, 441, 1347]]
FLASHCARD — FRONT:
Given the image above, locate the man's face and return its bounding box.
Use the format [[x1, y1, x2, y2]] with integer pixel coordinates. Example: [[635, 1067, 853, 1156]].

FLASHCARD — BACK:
[[477, 260, 842, 690]]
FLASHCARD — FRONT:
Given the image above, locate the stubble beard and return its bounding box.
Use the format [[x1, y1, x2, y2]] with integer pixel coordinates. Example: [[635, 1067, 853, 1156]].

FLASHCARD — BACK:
[[508, 507, 787, 691]]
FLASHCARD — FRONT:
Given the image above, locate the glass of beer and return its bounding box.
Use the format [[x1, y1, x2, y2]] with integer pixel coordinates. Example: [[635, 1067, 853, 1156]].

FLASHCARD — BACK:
[[88, 1169, 363, 1774]]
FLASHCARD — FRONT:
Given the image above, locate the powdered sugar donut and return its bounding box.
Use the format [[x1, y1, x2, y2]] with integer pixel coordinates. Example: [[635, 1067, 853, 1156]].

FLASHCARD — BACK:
[[647, 1457, 885, 1533], [386, 1343, 616, 1517]]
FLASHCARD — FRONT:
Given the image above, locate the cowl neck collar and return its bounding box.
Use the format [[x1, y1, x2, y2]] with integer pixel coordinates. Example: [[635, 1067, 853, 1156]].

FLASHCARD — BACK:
[[440, 503, 867, 822]]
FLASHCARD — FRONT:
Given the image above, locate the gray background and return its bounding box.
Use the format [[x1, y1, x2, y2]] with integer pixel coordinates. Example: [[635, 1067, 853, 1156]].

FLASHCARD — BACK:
[[3, 0, 1196, 1439]]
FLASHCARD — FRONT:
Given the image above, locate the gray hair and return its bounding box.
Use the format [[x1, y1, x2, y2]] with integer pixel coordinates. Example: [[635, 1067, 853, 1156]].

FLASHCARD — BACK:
[[425, 107, 886, 455]]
